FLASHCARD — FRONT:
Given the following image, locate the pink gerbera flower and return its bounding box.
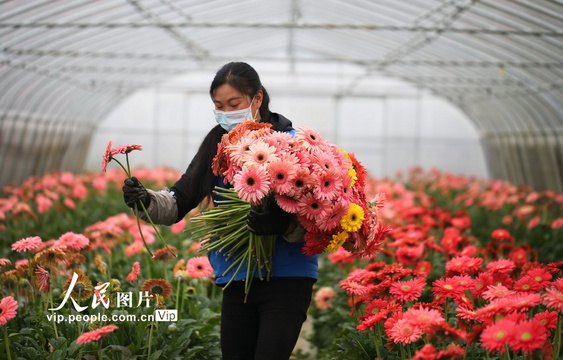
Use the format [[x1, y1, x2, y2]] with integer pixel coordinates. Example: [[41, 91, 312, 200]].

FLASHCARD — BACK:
[[101, 141, 113, 173], [286, 168, 314, 197], [314, 287, 337, 310], [310, 151, 338, 173], [76, 324, 119, 344], [227, 136, 254, 166], [542, 287, 563, 312], [313, 169, 343, 201], [387, 318, 423, 344], [296, 127, 327, 154], [297, 193, 330, 221], [402, 307, 445, 329], [126, 262, 141, 282], [34, 265, 51, 293], [12, 236, 43, 252], [233, 166, 271, 205], [186, 256, 213, 278], [268, 160, 297, 195], [486, 259, 516, 273], [389, 277, 426, 303], [0, 296, 18, 325], [263, 131, 293, 151], [339, 278, 373, 297], [316, 202, 348, 233], [124, 241, 145, 257], [53, 232, 90, 251], [480, 319, 516, 354], [500, 292, 541, 313], [242, 140, 279, 167], [482, 284, 515, 301], [508, 319, 548, 354], [274, 194, 299, 214]]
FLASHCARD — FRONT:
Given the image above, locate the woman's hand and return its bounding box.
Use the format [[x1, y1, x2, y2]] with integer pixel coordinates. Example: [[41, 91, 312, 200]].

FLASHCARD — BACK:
[[122, 176, 151, 209], [246, 201, 291, 236]]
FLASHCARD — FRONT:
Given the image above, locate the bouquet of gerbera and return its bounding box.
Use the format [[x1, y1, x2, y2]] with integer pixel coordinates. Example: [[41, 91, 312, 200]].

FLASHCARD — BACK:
[[190, 120, 389, 295]]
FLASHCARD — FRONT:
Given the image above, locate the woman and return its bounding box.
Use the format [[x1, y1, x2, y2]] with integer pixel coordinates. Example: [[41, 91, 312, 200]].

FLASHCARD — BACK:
[[123, 62, 318, 360]]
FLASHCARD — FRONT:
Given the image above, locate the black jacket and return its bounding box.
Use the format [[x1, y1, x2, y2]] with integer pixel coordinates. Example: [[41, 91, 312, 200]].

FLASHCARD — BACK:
[[169, 112, 294, 222]]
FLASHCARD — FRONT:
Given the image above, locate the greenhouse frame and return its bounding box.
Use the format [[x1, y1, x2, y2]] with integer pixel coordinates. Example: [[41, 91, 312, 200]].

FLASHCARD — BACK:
[[1, 1, 563, 360]]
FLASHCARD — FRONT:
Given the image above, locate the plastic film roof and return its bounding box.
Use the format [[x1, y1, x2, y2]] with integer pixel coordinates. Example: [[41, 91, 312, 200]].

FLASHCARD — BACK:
[[1, 0, 562, 189]]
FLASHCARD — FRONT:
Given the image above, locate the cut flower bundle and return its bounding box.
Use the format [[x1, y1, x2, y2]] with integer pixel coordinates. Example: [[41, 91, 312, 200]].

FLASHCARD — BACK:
[[191, 120, 389, 293]]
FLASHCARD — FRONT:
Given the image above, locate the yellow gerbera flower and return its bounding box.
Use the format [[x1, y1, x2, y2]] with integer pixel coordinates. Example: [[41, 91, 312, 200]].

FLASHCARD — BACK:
[[327, 231, 349, 252], [340, 203, 365, 232], [348, 167, 357, 186]]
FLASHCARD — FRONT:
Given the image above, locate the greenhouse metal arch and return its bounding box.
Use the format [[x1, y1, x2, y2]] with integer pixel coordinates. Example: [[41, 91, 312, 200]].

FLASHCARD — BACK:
[[1, 0, 562, 192]]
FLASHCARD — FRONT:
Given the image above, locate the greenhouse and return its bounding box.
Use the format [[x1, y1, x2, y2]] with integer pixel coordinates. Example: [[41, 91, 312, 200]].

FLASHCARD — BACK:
[[0, 0, 562, 359]]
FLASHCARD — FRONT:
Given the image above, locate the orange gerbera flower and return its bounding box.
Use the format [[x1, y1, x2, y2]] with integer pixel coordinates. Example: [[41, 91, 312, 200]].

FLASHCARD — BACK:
[[141, 279, 173, 299], [63, 272, 93, 301], [151, 246, 177, 262], [33, 247, 67, 268]]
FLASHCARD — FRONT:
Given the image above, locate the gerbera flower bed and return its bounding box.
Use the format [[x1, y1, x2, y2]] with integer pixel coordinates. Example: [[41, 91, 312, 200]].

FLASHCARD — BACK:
[[309, 167, 562, 360], [0, 166, 560, 359]]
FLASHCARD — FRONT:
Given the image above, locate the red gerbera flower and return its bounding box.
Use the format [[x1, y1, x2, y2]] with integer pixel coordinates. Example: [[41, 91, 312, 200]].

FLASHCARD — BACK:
[[480, 319, 516, 354], [491, 229, 514, 242], [508, 319, 548, 354], [389, 277, 426, 302], [446, 255, 483, 275], [513, 275, 543, 292], [432, 277, 464, 299], [302, 232, 331, 256], [387, 318, 423, 344], [525, 268, 552, 287], [533, 310, 558, 330]]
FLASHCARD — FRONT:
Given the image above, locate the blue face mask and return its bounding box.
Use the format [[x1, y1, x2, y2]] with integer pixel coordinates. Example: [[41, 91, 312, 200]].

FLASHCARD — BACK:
[[213, 97, 256, 131]]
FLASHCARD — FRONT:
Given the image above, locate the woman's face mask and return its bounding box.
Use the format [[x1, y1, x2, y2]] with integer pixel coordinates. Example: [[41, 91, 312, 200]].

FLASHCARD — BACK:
[[214, 97, 256, 131]]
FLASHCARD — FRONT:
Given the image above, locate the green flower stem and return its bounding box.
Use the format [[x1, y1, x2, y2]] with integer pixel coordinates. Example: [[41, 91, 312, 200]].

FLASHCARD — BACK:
[[375, 323, 383, 359], [191, 186, 277, 298], [109, 158, 131, 178], [147, 322, 155, 360], [48, 291, 59, 338], [3, 325, 11, 360], [221, 256, 246, 290], [139, 201, 176, 258], [555, 314, 561, 359], [97, 340, 102, 360], [175, 277, 182, 315], [133, 207, 154, 257]]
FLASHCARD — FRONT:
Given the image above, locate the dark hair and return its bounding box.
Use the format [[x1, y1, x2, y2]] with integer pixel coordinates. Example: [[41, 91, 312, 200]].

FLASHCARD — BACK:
[[209, 61, 270, 118], [183, 62, 270, 205]]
